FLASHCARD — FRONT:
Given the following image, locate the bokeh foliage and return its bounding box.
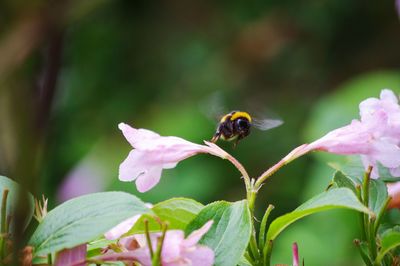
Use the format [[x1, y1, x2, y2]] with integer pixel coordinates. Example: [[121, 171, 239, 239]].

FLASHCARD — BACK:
[[0, 0, 399, 264]]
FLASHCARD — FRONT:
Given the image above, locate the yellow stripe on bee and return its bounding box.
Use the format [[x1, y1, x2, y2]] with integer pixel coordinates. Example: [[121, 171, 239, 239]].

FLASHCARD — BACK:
[[220, 114, 231, 123], [230, 111, 252, 122]]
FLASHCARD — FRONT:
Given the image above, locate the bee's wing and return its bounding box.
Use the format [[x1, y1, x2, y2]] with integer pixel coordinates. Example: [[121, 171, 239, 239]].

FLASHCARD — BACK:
[[199, 91, 229, 122], [252, 118, 283, 131]]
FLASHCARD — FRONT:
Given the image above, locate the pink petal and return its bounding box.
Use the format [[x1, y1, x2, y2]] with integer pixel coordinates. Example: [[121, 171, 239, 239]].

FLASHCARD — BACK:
[[163, 162, 179, 169], [361, 155, 379, 179], [104, 215, 141, 240], [135, 166, 163, 192], [57, 161, 106, 202], [94, 249, 152, 266], [143, 141, 206, 164], [388, 182, 400, 208], [387, 182, 400, 197], [181, 246, 214, 266], [55, 244, 87, 266], [162, 230, 185, 262], [292, 243, 299, 266], [371, 140, 400, 168], [380, 89, 399, 104], [390, 166, 400, 177], [124, 233, 161, 250], [119, 150, 148, 182], [360, 97, 380, 121], [397, 0, 400, 18], [307, 120, 371, 154], [119, 123, 160, 148], [204, 141, 230, 158], [183, 220, 213, 247]]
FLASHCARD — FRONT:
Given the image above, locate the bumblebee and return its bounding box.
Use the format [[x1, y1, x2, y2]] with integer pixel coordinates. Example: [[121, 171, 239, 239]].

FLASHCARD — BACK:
[[211, 111, 282, 146]]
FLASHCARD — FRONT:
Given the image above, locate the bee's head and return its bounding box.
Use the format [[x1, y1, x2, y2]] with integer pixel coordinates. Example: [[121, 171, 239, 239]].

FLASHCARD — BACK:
[[235, 118, 251, 134]]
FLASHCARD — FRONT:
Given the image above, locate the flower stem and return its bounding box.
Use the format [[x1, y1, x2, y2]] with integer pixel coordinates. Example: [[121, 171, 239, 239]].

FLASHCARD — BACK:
[[47, 253, 52, 265], [254, 144, 308, 191], [247, 188, 257, 215], [0, 189, 9, 261], [258, 205, 274, 250], [226, 153, 251, 192], [360, 166, 380, 262], [362, 166, 372, 208], [244, 251, 256, 265], [354, 239, 373, 266], [355, 185, 367, 241], [369, 216, 377, 260], [144, 219, 154, 258], [205, 141, 252, 191], [374, 196, 391, 235], [249, 230, 261, 262], [263, 240, 273, 266], [152, 222, 168, 266]]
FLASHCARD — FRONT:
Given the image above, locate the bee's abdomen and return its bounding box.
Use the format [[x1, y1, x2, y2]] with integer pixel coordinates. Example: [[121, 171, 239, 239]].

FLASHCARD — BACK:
[[218, 120, 235, 139]]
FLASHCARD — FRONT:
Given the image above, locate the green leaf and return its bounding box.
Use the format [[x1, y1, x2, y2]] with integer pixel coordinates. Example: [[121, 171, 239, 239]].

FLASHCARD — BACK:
[[0, 175, 34, 230], [185, 200, 252, 266], [29, 191, 151, 256], [127, 197, 203, 234], [266, 188, 372, 242], [354, 240, 373, 266], [376, 228, 400, 263], [328, 156, 365, 184], [237, 256, 252, 266], [333, 171, 357, 194], [369, 179, 389, 216], [377, 163, 400, 183]]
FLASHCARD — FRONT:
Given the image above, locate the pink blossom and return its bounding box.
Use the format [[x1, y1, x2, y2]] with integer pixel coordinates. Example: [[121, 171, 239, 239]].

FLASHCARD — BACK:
[[292, 243, 299, 266], [306, 89, 400, 177], [388, 182, 400, 208], [55, 244, 86, 266], [118, 123, 228, 192], [104, 203, 153, 240], [397, 0, 400, 18], [96, 220, 214, 266]]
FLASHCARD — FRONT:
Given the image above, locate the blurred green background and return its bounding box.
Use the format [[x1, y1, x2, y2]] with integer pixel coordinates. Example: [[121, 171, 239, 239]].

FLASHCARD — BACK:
[[0, 0, 400, 264]]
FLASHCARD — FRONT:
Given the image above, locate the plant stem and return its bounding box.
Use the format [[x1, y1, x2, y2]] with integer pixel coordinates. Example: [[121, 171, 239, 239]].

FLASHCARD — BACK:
[[369, 216, 377, 260], [244, 251, 256, 265], [204, 141, 252, 192], [247, 189, 257, 216], [254, 144, 308, 190], [355, 185, 366, 241], [362, 167, 379, 261], [374, 196, 391, 236], [0, 189, 9, 261], [249, 229, 261, 261], [263, 240, 273, 266], [144, 219, 154, 258], [362, 166, 372, 207], [47, 253, 52, 265], [152, 223, 168, 266], [354, 239, 373, 266], [258, 205, 274, 250]]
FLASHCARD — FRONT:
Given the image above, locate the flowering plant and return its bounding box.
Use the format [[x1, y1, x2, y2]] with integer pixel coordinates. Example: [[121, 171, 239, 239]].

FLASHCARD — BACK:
[[1, 89, 400, 265]]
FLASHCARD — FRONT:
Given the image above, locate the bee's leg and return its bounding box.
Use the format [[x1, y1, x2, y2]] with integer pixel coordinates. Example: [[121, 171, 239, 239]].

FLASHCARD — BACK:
[[211, 132, 220, 143], [232, 135, 241, 148], [233, 139, 238, 149]]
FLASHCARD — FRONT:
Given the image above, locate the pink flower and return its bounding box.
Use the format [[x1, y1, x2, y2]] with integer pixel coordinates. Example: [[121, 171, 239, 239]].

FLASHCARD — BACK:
[[118, 123, 228, 192], [397, 0, 400, 18], [388, 182, 400, 208], [306, 89, 400, 177], [96, 220, 214, 266], [292, 243, 299, 266], [104, 203, 153, 240], [55, 244, 86, 266]]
